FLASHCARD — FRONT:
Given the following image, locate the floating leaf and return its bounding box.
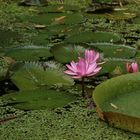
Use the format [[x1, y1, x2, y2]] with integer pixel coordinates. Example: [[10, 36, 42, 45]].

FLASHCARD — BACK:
[[93, 72, 140, 133], [133, 15, 140, 24], [32, 32, 50, 45], [38, 4, 80, 13], [106, 10, 136, 20], [65, 31, 121, 44], [88, 43, 137, 59], [48, 24, 84, 36], [23, 13, 85, 25], [0, 30, 21, 47], [11, 62, 74, 90], [51, 44, 85, 63], [3, 45, 53, 61], [1, 88, 77, 110], [99, 58, 134, 76]]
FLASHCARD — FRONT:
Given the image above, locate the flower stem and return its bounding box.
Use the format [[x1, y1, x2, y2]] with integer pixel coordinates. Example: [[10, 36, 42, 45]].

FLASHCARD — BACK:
[[81, 77, 85, 97]]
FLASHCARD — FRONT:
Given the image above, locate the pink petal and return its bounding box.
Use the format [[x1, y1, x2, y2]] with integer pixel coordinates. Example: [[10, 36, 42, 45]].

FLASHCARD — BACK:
[[64, 70, 77, 75], [86, 62, 97, 74], [77, 58, 86, 76], [85, 49, 100, 64], [87, 72, 97, 77], [87, 72, 98, 77], [87, 67, 101, 76], [132, 63, 139, 72], [72, 75, 82, 79], [85, 50, 92, 62], [93, 67, 102, 73], [94, 52, 100, 62], [66, 64, 77, 73]]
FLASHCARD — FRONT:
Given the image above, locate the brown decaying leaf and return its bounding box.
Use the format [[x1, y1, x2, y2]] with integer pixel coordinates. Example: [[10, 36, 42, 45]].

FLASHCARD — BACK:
[[3, 56, 15, 65], [57, 6, 64, 11], [54, 16, 66, 22], [34, 24, 46, 29], [110, 103, 118, 109]]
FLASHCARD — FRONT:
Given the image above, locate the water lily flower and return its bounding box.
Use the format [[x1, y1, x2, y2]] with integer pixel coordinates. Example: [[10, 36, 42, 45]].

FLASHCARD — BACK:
[[64, 58, 101, 79], [85, 50, 100, 64], [126, 62, 139, 73], [64, 49, 101, 97]]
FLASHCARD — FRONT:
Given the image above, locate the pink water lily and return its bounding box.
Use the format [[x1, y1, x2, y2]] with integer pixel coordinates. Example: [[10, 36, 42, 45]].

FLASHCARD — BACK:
[[126, 62, 139, 73], [64, 49, 101, 97], [85, 50, 100, 64], [64, 58, 101, 79]]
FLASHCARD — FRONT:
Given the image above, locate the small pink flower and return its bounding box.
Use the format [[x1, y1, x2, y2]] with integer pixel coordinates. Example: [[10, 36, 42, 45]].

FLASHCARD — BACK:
[[126, 62, 139, 73], [85, 50, 100, 64], [64, 58, 101, 79]]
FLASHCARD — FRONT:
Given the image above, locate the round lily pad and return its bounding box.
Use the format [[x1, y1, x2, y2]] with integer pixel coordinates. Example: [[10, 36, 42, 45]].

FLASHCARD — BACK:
[[3, 45, 53, 61], [65, 31, 122, 43], [51, 44, 85, 63], [1, 88, 77, 110], [88, 43, 137, 59], [93, 72, 140, 134]]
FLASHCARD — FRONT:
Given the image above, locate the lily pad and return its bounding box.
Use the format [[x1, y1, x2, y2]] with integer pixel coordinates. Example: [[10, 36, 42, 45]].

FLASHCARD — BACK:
[[106, 10, 136, 21], [23, 13, 85, 25], [51, 44, 85, 63], [3, 45, 53, 61], [88, 43, 137, 59], [11, 62, 74, 90], [98, 58, 134, 76], [133, 15, 140, 24], [39, 4, 80, 13], [65, 31, 122, 44], [1, 88, 77, 110], [0, 30, 21, 48], [93, 72, 140, 133]]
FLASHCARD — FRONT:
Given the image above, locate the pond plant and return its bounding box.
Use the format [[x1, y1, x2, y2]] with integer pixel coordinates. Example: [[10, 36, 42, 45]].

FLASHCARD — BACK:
[[65, 49, 102, 97], [126, 62, 139, 73], [1, 0, 140, 139]]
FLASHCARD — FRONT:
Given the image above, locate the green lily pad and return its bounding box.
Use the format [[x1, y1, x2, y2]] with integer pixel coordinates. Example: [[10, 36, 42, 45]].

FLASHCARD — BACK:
[[88, 43, 137, 59], [48, 24, 84, 35], [65, 31, 122, 44], [3, 45, 53, 61], [1, 88, 77, 110], [93, 72, 140, 134], [22, 13, 85, 25], [51, 44, 85, 63], [99, 58, 134, 76], [11, 62, 74, 90], [39, 4, 80, 13], [0, 30, 21, 48], [32, 31, 51, 45], [133, 15, 140, 24], [106, 10, 136, 21]]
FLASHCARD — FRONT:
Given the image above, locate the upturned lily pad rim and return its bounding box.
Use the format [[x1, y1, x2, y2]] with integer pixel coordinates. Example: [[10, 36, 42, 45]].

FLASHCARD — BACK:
[[93, 72, 140, 118], [93, 72, 140, 133]]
